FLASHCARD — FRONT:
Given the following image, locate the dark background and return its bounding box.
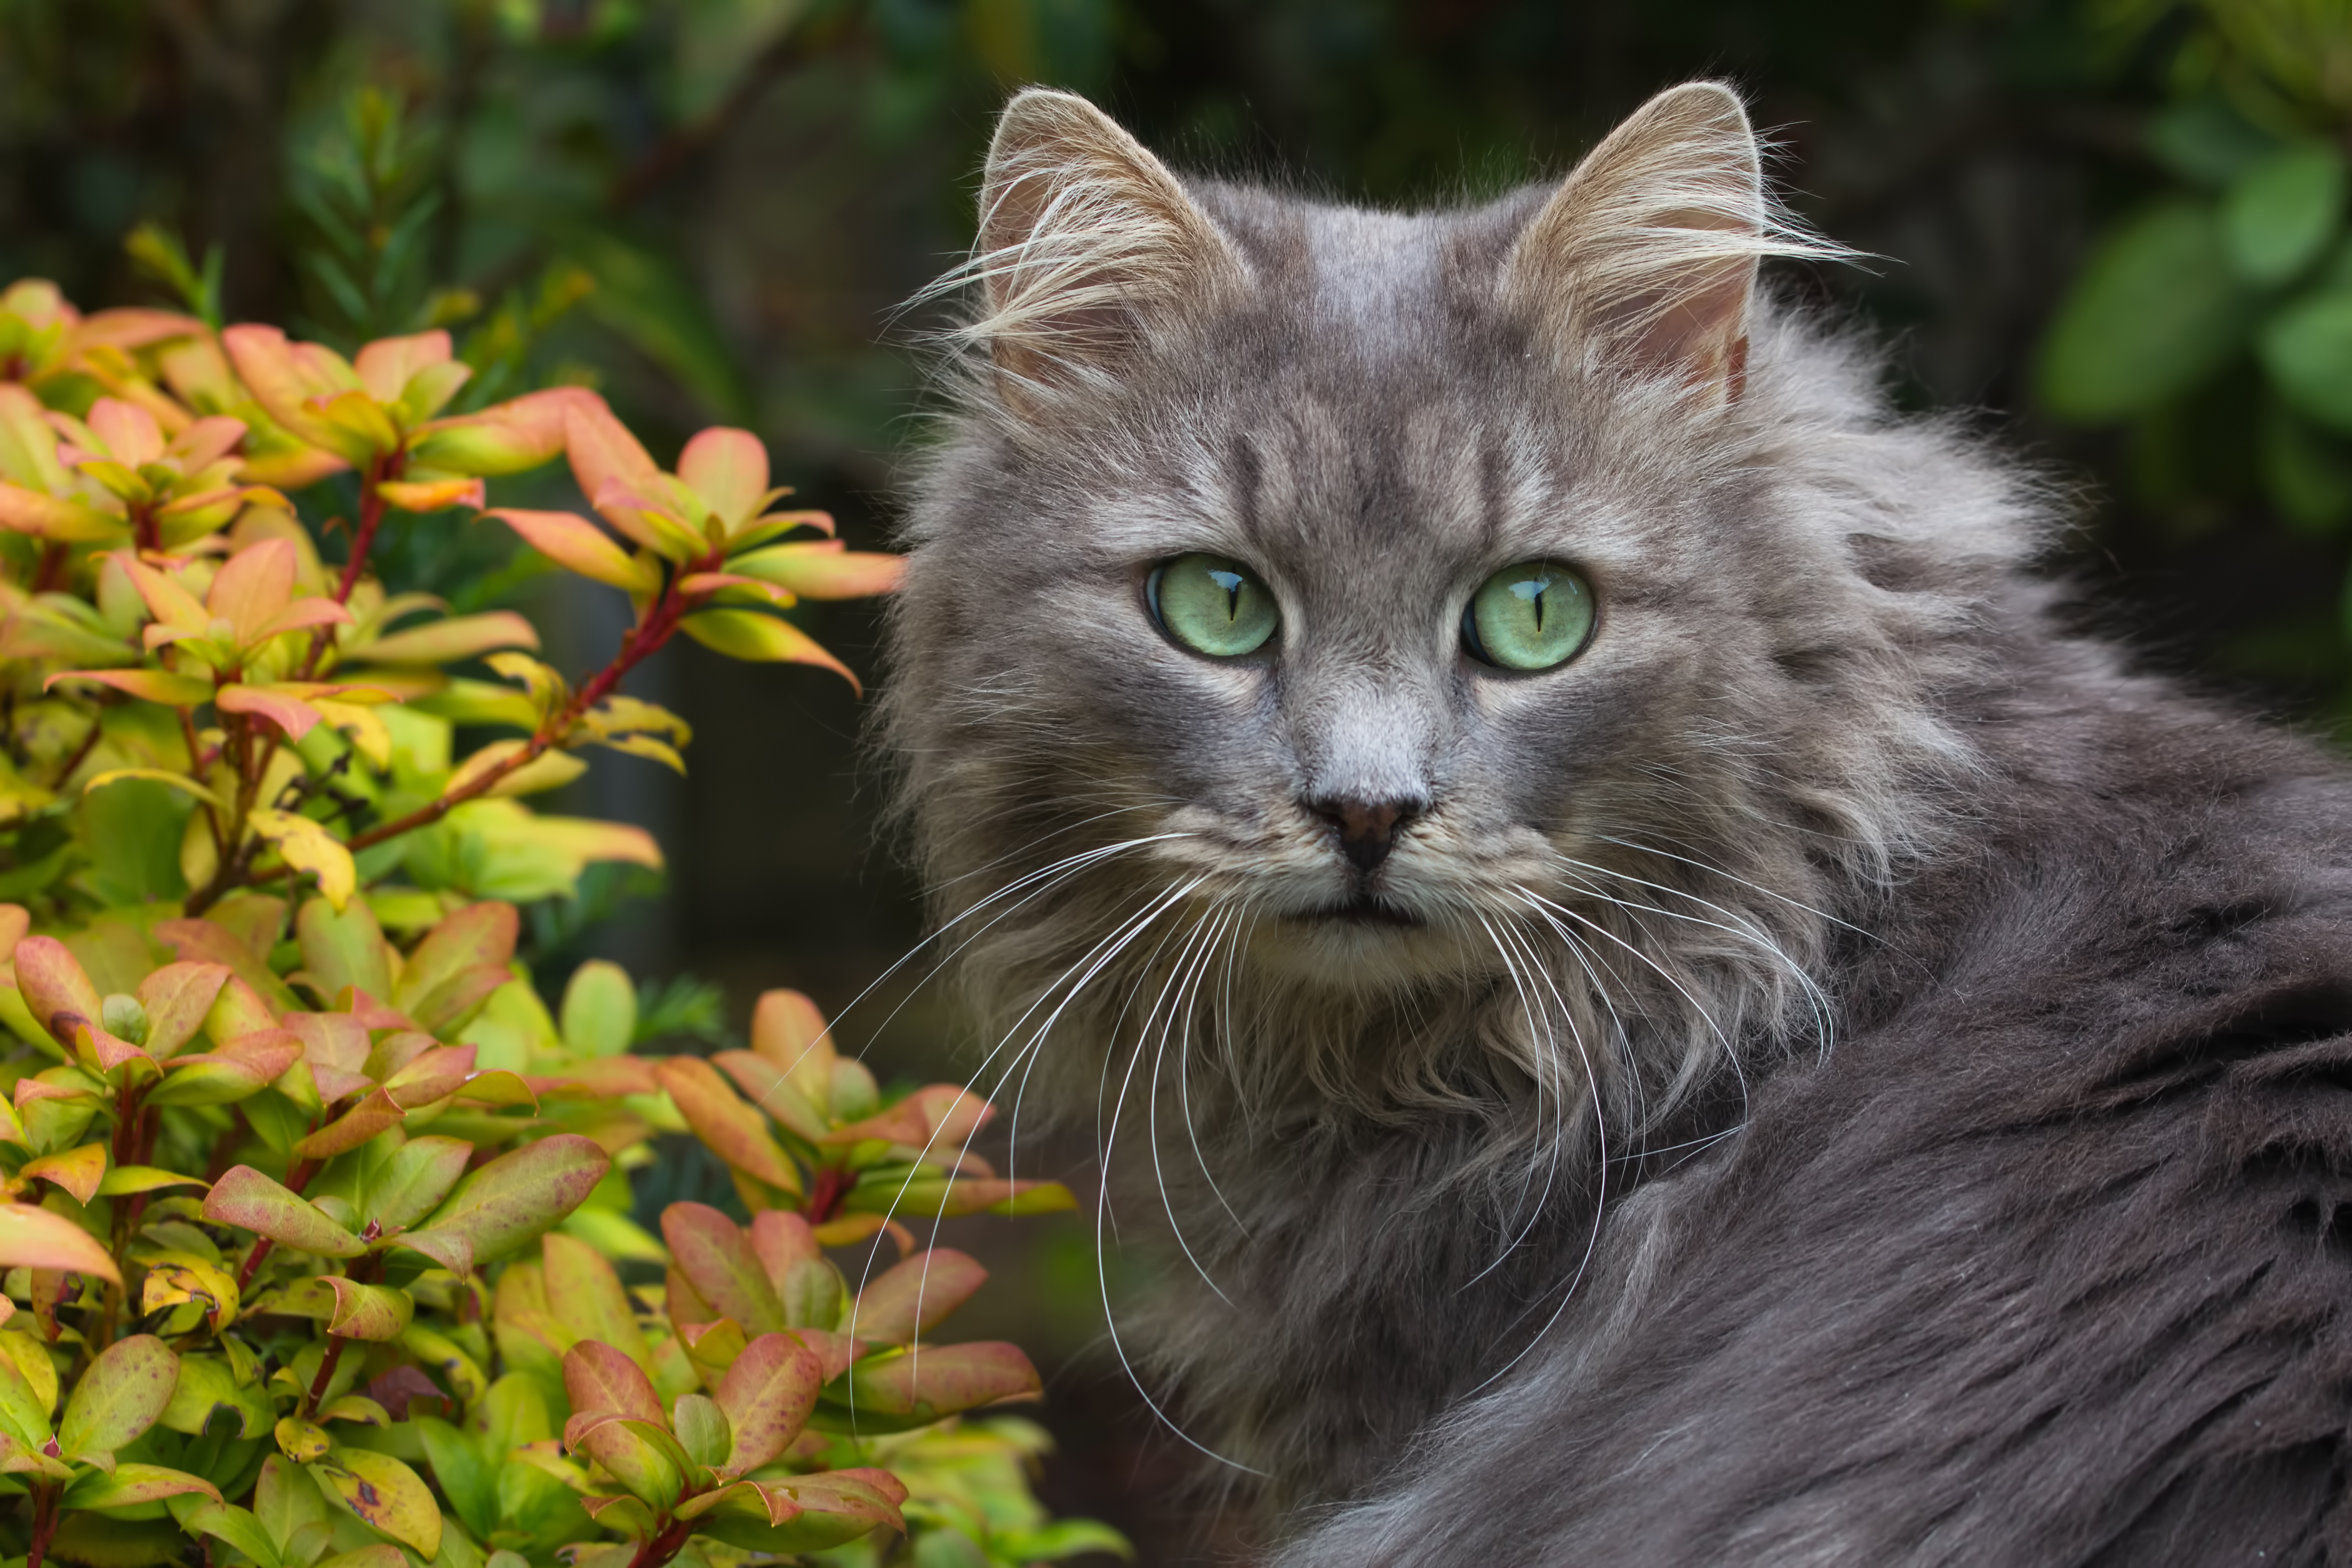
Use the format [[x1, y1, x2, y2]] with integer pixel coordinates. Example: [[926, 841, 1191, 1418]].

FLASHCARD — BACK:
[[5, 0, 2344, 1557]]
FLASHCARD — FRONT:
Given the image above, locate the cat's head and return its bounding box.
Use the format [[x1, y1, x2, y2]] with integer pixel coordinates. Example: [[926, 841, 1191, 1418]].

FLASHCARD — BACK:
[[883, 84, 2029, 1137]]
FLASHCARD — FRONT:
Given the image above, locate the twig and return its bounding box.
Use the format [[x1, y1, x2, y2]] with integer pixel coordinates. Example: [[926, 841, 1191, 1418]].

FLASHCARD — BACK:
[[608, 19, 840, 210]]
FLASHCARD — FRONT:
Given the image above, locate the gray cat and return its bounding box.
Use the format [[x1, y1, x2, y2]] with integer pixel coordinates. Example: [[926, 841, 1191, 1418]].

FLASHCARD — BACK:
[[880, 80, 2352, 1563]]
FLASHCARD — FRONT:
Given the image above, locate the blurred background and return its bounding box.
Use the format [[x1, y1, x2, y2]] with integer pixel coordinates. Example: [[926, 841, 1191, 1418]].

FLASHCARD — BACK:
[[6, 0, 2350, 1558]]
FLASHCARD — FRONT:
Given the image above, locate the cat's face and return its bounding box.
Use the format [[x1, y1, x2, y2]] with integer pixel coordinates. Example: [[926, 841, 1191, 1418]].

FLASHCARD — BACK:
[[887, 85, 1986, 1122], [914, 266, 1779, 997]]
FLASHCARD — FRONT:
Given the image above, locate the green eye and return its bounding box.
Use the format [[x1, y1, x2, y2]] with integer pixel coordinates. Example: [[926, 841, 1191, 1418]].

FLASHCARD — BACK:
[[1462, 561, 1595, 671], [1148, 553, 1279, 658]]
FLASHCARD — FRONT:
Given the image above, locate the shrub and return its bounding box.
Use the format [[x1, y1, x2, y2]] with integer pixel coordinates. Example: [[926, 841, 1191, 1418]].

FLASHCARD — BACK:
[[0, 279, 1125, 1568]]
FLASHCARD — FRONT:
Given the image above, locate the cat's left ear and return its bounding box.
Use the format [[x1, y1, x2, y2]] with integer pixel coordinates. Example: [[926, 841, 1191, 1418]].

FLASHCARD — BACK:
[[1503, 82, 1823, 405]]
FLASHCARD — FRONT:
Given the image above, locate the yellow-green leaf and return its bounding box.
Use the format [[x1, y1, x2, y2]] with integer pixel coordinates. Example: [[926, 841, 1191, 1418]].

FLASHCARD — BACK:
[[311, 1448, 441, 1558], [59, 1333, 179, 1461]]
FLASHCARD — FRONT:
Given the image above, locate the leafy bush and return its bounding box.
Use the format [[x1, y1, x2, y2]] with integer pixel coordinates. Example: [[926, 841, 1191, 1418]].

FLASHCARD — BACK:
[[2039, 0, 2352, 700], [0, 277, 1125, 1568]]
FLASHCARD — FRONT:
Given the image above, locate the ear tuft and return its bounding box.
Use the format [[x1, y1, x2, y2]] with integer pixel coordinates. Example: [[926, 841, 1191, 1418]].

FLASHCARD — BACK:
[[1504, 81, 1846, 403], [957, 90, 1240, 409]]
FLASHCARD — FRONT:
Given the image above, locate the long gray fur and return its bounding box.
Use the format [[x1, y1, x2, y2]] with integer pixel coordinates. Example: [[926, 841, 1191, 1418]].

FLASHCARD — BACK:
[[878, 81, 2352, 1564]]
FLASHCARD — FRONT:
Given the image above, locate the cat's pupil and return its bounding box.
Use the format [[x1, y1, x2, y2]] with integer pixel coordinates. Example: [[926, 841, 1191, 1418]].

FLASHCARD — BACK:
[[1209, 569, 1245, 621], [1511, 574, 1550, 628]]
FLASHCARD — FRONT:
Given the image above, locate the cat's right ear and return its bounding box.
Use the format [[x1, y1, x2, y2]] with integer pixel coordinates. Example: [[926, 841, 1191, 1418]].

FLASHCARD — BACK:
[[967, 90, 1241, 412]]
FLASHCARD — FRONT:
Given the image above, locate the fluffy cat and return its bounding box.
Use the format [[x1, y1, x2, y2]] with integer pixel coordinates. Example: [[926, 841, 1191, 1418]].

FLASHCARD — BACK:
[[880, 81, 2352, 1564]]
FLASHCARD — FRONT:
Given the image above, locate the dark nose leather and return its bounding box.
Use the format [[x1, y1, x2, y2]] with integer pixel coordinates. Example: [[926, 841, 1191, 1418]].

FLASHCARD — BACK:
[[1309, 797, 1421, 874]]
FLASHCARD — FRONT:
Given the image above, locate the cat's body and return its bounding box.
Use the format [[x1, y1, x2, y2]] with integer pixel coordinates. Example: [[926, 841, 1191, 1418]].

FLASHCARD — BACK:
[[881, 83, 2352, 1563]]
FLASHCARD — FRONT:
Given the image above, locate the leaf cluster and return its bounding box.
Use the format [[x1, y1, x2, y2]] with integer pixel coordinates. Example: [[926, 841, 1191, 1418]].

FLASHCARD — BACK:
[[0, 275, 1121, 1568]]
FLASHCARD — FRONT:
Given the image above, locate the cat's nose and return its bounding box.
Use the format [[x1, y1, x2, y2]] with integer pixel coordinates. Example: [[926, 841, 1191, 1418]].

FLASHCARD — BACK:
[[1308, 796, 1421, 874]]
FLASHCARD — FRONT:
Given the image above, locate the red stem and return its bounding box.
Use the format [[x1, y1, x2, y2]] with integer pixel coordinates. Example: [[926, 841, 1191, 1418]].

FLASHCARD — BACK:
[[331, 459, 394, 606], [625, 1516, 696, 1568], [48, 712, 105, 792], [24, 1480, 54, 1568], [343, 551, 708, 854], [307, 1334, 350, 1411], [233, 1238, 274, 1295], [805, 1165, 850, 1225], [28, 545, 66, 595], [304, 1254, 380, 1412]]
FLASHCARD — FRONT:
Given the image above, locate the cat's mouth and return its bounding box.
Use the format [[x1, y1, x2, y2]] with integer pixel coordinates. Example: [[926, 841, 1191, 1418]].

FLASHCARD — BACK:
[[1311, 895, 1423, 929]]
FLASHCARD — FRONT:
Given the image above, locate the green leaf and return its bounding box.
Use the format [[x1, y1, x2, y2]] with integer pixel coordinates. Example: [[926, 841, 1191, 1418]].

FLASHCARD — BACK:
[[1001, 1518, 1136, 1561], [569, 1417, 689, 1514], [0, 1331, 58, 1425], [61, 1462, 221, 1511], [311, 1448, 442, 1558], [660, 1202, 784, 1334], [158, 1353, 272, 1439], [274, 1417, 330, 1463], [59, 1334, 179, 1462], [2039, 202, 2251, 423], [295, 897, 393, 1009], [80, 777, 191, 908], [203, 1166, 366, 1258], [559, 1341, 663, 1428], [0, 1331, 54, 1450], [45, 1514, 192, 1568], [314, 1546, 407, 1568], [2148, 96, 2283, 188], [253, 1454, 328, 1553], [849, 1249, 986, 1346], [653, 1058, 801, 1196], [692, 1470, 904, 1553], [711, 1333, 820, 1474], [2261, 398, 2352, 533], [292, 1088, 407, 1160], [392, 902, 517, 1020], [558, 960, 635, 1058], [2263, 287, 2352, 431], [134, 961, 230, 1058], [97, 1165, 206, 1197], [362, 1135, 472, 1232], [414, 1417, 494, 1541], [540, 1233, 648, 1367], [671, 1393, 729, 1470], [348, 612, 538, 667], [835, 1342, 1040, 1426], [398, 1326, 488, 1409], [402, 1134, 609, 1274], [2223, 144, 2347, 287], [324, 1279, 414, 1341], [678, 608, 854, 686], [173, 1500, 284, 1568]]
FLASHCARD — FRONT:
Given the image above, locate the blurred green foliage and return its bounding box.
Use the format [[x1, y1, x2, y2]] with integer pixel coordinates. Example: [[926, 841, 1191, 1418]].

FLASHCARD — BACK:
[[2034, 0, 2352, 711]]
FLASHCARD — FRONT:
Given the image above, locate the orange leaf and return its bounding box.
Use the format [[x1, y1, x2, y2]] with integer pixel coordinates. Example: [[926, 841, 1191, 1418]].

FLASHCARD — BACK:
[[20, 1144, 106, 1207], [0, 1205, 119, 1284], [352, 331, 453, 404], [562, 397, 658, 503], [206, 538, 297, 647], [676, 427, 768, 528], [216, 684, 323, 742]]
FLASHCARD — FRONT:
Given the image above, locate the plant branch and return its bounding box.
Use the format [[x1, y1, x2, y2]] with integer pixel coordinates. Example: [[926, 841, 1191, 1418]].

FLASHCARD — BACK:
[[345, 554, 705, 853], [48, 709, 107, 792], [608, 20, 835, 211]]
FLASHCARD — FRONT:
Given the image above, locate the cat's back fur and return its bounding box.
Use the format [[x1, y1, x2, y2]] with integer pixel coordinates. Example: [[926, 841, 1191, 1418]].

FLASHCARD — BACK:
[[881, 82, 2352, 1564]]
